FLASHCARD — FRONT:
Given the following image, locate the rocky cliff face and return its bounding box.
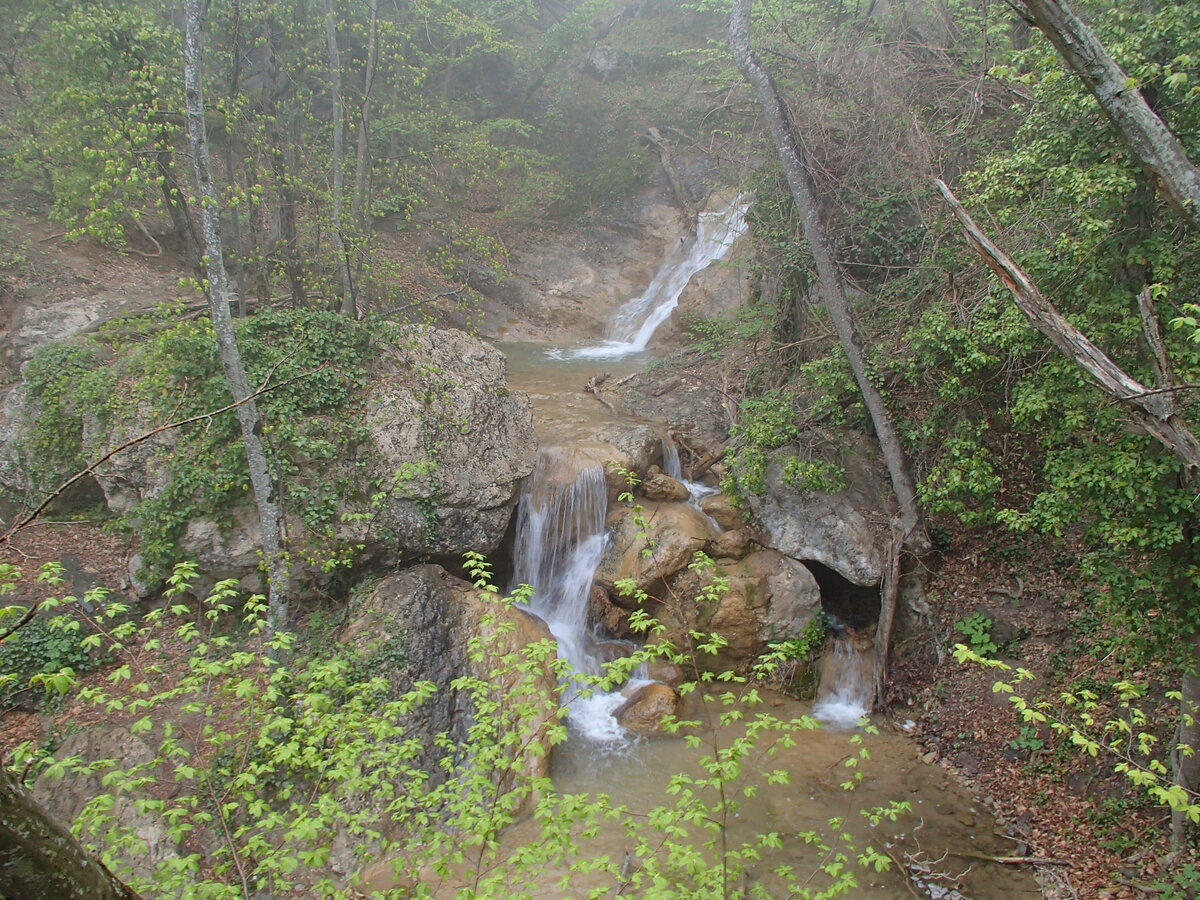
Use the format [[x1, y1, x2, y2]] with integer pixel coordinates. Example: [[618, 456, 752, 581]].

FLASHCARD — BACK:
[[0, 324, 537, 596]]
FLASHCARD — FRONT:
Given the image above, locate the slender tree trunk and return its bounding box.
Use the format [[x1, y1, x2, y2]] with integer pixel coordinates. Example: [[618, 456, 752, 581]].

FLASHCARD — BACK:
[[729, 0, 927, 708], [1174, 629, 1200, 854], [184, 0, 290, 636], [323, 0, 353, 315], [154, 148, 201, 270], [1015, 0, 1200, 232], [350, 0, 378, 315], [261, 16, 304, 307], [224, 0, 248, 316], [0, 766, 140, 900]]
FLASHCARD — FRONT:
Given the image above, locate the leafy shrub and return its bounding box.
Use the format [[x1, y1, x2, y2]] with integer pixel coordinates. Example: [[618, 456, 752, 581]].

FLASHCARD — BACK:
[[954, 613, 997, 655]]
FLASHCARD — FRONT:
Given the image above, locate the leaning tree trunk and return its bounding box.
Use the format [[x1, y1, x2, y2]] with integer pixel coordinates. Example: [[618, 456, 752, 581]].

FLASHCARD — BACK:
[[1015, 0, 1200, 233], [729, 0, 928, 707], [0, 766, 140, 900], [184, 0, 290, 636]]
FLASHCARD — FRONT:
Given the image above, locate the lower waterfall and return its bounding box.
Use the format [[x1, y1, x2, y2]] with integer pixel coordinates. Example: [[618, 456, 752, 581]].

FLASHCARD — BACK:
[[510, 448, 641, 743]]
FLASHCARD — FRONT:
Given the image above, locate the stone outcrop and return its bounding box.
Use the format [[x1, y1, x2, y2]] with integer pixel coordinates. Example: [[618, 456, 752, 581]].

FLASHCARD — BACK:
[[745, 440, 890, 588], [0, 325, 537, 593], [340, 564, 559, 784]]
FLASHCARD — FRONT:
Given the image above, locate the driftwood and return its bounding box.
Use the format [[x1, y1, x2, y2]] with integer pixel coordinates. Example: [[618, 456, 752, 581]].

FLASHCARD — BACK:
[[584, 374, 617, 412]]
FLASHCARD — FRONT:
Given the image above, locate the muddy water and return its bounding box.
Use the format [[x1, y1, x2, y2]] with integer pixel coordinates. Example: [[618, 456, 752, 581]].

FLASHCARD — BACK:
[[541, 691, 1039, 898]]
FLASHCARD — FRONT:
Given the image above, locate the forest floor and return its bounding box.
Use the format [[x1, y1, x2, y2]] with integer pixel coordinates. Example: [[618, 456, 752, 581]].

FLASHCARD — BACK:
[[0, 219, 1187, 899]]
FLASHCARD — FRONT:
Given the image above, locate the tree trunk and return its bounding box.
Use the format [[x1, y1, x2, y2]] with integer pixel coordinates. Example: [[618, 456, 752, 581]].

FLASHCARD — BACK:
[[154, 149, 201, 271], [184, 0, 290, 636], [729, 0, 928, 708], [0, 766, 140, 900], [1173, 629, 1200, 854], [224, 0, 248, 316], [261, 16, 305, 307], [323, 0, 353, 315], [936, 180, 1200, 473], [1015, 0, 1200, 232], [350, 0, 379, 315]]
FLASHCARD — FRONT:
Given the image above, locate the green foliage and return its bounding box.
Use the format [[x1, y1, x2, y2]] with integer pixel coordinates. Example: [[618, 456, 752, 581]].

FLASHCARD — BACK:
[[19, 307, 382, 573], [1156, 864, 1200, 900], [681, 303, 774, 358], [953, 613, 997, 656], [1, 552, 928, 899], [957, 646, 1200, 829]]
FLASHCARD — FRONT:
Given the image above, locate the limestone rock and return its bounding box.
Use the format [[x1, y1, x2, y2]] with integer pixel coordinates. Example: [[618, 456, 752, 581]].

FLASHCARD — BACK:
[[641, 470, 690, 503], [595, 501, 718, 604], [710, 529, 752, 561], [748, 453, 885, 587], [596, 423, 665, 480], [659, 550, 821, 673], [700, 493, 744, 531], [341, 563, 558, 782], [31, 726, 179, 882], [614, 682, 680, 733]]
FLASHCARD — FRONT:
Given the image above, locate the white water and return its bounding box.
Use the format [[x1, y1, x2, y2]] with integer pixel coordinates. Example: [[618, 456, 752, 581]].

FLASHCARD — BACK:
[[510, 450, 644, 743], [551, 197, 750, 361], [812, 636, 873, 728]]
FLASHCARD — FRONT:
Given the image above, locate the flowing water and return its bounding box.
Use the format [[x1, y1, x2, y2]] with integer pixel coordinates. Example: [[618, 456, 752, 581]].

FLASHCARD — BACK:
[[485, 205, 1039, 897], [548, 197, 750, 361]]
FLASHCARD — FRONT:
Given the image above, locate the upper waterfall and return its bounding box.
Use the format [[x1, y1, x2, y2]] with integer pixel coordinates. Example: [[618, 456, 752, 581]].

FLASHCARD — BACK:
[[552, 196, 750, 360]]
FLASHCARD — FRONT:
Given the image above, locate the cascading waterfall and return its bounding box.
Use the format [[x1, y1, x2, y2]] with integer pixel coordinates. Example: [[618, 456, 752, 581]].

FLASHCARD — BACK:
[[510, 449, 635, 742], [554, 196, 750, 360]]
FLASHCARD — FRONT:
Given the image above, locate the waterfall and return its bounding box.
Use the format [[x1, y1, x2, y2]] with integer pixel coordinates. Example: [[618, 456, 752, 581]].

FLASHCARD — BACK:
[[812, 633, 873, 728], [510, 449, 635, 742], [556, 196, 750, 360]]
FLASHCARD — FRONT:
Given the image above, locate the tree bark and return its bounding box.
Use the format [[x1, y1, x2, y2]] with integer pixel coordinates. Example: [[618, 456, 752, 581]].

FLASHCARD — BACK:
[[0, 766, 140, 900], [350, 0, 378, 315], [1015, 0, 1200, 231], [261, 16, 305, 307], [323, 0, 354, 315], [730, 0, 928, 708], [224, 0, 248, 316], [184, 0, 290, 636]]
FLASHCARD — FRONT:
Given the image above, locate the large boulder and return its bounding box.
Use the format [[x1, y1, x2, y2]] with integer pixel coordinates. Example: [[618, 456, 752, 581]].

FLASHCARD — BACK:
[[745, 442, 888, 588], [357, 326, 537, 559], [595, 501, 718, 603], [1, 325, 537, 592], [657, 550, 822, 672], [340, 564, 559, 784], [31, 726, 180, 883]]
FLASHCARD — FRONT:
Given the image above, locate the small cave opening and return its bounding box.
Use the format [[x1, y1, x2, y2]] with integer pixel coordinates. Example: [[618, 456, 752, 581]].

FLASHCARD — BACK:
[[803, 559, 881, 631]]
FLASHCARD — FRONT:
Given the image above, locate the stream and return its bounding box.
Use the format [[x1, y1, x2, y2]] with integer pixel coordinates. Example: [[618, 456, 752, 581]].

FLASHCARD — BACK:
[[486, 202, 1040, 898]]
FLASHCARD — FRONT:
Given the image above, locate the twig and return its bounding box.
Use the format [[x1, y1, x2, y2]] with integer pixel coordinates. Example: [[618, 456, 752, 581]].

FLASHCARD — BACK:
[[124, 217, 163, 258]]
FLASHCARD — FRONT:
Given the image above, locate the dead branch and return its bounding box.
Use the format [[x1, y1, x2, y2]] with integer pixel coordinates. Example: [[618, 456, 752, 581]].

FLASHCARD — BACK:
[[935, 178, 1200, 473]]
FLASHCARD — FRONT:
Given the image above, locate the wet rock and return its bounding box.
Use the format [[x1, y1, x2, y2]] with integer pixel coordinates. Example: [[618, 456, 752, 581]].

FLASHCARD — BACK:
[[641, 469, 689, 503], [342, 563, 559, 782], [645, 659, 686, 688], [660, 550, 822, 672], [595, 501, 718, 604], [613, 371, 730, 456], [710, 529, 752, 561], [596, 423, 664, 479], [700, 493, 744, 531], [614, 682, 680, 733]]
